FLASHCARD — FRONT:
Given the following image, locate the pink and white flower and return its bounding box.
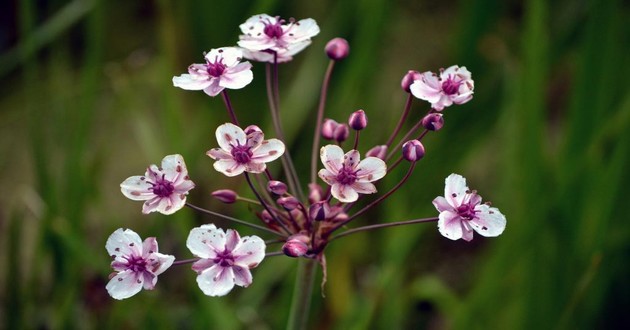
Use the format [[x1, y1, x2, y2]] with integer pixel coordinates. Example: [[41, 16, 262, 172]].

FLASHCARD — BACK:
[[121, 154, 195, 215], [238, 14, 319, 62], [207, 123, 285, 177], [318, 145, 387, 203], [433, 174, 506, 241], [172, 47, 253, 97], [186, 224, 265, 297], [409, 65, 474, 111], [106, 228, 175, 300]]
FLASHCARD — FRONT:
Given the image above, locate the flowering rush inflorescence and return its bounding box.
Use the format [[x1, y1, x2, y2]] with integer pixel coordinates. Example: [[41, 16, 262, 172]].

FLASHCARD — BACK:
[[108, 13, 505, 304]]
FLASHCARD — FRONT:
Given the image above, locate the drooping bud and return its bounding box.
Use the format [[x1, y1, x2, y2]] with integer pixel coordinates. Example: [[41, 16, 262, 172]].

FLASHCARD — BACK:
[[282, 234, 311, 258], [366, 145, 388, 160], [277, 196, 300, 211], [333, 124, 350, 143], [401, 70, 422, 93], [211, 189, 238, 204], [321, 119, 338, 140], [421, 113, 444, 131], [244, 125, 262, 135], [308, 183, 323, 204], [309, 201, 331, 221], [348, 109, 368, 130], [267, 180, 288, 195], [325, 38, 350, 61], [402, 140, 425, 162]]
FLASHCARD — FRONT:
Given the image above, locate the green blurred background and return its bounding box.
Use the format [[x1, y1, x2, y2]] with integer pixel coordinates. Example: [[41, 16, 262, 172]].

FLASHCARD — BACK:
[[1, 0, 628, 329]]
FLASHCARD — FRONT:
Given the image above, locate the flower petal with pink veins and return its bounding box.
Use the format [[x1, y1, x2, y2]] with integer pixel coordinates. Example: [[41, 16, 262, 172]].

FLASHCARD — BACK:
[[186, 224, 224, 258], [152, 253, 175, 276], [251, 139, 285, 163], [224, 229, 241, 252], [320, 145, 344, 174], [106, 228, 142, 257], [331, 184, 359, 203], [214, 159, 246, 177], [444, 173, 468, 207], [197, 265, 236, 297], [215, 123, 247, 152], [350, 182, 377, 194], [437, 210, 464, 241], [233, 235, 266, 266], [232, 265, 254, 287], [356, 157, 387, 182], [206, 148, 233, 160], [318, 169, 337, 185], [203, 79, 224, 97], [106, 270, 143, 300], [432, 196, 454, 213], [343, 150, 361, 168], [120, 176, 154, 201], [172, 74, 211, 90], [410, 72, 442, 103], [221, 63, 254, 89]]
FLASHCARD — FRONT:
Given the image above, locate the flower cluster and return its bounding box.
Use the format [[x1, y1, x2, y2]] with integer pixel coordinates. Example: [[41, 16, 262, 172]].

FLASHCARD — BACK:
[[108, 13, 505, 302]]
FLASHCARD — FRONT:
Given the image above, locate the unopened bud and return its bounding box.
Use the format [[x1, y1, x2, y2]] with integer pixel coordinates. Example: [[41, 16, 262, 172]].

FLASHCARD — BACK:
[[421, 113, 444, 131], [244, 125, 262, 135], [402, 140, 425, 162], [366, 145, 388, 160], [334, 124, 350, 143], [309, 201, 331, 221], [267, 180, 287, 195], [211, 189, 238, 204], [325, 38, 350, 61], [277, 196, 300, 211], [308, 183, 323, 204], [348, 109, 368, 130], [321, 119, 338, 140], [401, 70, 422, 93], [282, 234, 310, 258]]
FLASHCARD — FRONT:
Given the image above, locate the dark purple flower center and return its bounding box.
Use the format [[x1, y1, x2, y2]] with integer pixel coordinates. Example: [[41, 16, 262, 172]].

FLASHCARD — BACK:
[[336, 166, 358, 185], [456, 203, 478, 220], [263, 19, 285, 38], [231, 144, 253, 164], [206, 59, 226, 77], [214, 250, 235, 267], [150, 174, 175, 197], [442, 76, 462, 95], [125, 255, 147, 273]]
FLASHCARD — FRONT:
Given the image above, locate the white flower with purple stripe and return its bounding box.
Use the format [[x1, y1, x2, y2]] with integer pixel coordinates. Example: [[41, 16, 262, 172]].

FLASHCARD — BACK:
[[410, 65, 474, 111], [120, 154, 195, 215], [172, 47, 253, 97], [318, 145, 387, 203], [207, 123, 285, 177], [187, 224, 266, 297], [106, 228, 175, 300], [433, 174, 506, 241]]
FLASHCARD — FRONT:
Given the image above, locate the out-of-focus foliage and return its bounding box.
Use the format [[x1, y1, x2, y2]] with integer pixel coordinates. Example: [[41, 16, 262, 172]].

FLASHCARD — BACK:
[[0, 0, 628, 329]]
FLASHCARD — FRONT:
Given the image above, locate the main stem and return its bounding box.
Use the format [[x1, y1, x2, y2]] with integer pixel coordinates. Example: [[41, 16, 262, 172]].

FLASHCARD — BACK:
[[286, 258, 317, 330]]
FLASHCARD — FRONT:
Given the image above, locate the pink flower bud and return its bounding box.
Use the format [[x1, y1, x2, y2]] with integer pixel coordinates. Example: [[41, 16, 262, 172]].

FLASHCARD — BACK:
[[421, 113, 444, 131], [244, 125, 262, 135], [348, 109, 368, 130], [325, 37, 350, 61], [282, 234, 310, 258], [333, 124, 350, 143], [308, 183, 323, 204], [401, 70, 422, 93], [309, 201, 331, 221], [211, 189, 238, 204], [402, 140, 425, 162], [366, 145, 388, 160], [267, 180, 288, 195], [277, 196, 300, 210], [321, 119, 338, 140]]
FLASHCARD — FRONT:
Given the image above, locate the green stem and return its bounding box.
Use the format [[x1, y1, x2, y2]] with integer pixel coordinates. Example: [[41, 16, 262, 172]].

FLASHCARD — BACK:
[[286, 258, 317, 330]]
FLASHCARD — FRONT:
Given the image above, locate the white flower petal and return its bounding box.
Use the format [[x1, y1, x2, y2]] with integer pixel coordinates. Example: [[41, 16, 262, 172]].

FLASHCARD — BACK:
[[151, 253, 175, 276], [343, 150, 361, 169], [437, 210, 464, 241], [232, 265, 253, 287], [216, 123, 246, 152], [284, 18, 320, 43], [106, 270, 143, 300], [444, 173, 468, 207], [203, 79, 224, 97], [356, 157, 387, 183], [221, 63, 253, 89], [331, 184, 359, 203], [213, 159, 246, 177], [233, 235, 266, 267], [318, 169, 337, 185], [186, 224, 223, 258], [432, 196, 454, 212], [251, 138, 285, 163], [350, 182, 377, 194], [409, 72, 442, 103], [320, 145, 344, 174], [106, 228, 142, 258], [196, 265, 236, 297], [120, 176, 154, 201], [173, 73, 211, 90], [471, 205, 506, 237]]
